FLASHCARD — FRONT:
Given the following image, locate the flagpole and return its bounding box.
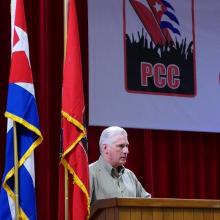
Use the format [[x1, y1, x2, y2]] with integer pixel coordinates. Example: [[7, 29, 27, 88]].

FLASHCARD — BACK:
[[64, 168, 68, 220], [13, 121, 19, 220], [64, 1, 69, 220]]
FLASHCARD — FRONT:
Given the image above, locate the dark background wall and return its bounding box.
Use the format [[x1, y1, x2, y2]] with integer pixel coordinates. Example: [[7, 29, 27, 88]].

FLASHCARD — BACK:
[[0, 1, 220, 219]]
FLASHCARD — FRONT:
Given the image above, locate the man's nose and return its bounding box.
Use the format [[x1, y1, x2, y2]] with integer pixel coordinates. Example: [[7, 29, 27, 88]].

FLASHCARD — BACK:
[[122, 146, 129, 154]]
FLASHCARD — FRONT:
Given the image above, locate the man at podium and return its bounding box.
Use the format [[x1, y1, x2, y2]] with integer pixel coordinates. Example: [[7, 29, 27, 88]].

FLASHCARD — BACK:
[[89, 126, 151, 204]]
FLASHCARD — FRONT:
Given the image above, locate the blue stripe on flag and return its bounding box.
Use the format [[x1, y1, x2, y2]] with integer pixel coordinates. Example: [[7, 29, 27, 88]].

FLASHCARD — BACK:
[[7, 84, 40, 128], [19, 165, 37, 220], [164, 11, 179, 25], [160, 21, 181, 35], [16, 122, 39, 158], [0, 82, 42, 219], [0, 188, 13, 220], [162, 0, 175, 11], [1, 128, 14, 179]]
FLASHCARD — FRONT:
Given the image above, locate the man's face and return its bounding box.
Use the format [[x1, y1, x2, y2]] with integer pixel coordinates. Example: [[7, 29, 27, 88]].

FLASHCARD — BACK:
[[105, 134, 129, 167]]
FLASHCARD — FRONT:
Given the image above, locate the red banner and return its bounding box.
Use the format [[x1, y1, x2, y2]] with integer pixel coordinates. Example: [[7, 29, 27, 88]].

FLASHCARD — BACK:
[[59, 0, 90, 219]]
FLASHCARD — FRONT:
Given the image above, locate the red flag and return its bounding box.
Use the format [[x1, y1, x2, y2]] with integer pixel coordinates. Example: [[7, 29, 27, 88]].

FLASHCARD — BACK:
[[58, 0, 90, 219]]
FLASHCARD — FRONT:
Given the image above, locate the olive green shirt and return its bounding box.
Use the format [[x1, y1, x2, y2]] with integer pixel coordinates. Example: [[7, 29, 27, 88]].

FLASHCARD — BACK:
[[89, 156, 151, 204]]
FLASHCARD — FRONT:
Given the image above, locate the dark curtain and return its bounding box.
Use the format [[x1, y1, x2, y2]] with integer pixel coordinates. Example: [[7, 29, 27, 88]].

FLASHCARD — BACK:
[[0, 0, 220, 219]]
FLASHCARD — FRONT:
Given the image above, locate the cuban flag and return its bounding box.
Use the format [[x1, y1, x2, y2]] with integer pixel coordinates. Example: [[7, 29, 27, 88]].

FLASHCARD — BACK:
[[130, 0, 180, 45], [0, 0, 43, 219]]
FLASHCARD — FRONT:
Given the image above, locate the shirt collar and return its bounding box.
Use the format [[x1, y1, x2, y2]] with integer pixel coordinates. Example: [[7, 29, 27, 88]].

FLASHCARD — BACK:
[[98, 155, 125, 178]]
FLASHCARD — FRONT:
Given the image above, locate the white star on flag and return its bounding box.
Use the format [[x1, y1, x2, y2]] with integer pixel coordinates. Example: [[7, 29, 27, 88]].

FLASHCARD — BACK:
[[154, 2, 162, 12], [12, 25, 30, 66]]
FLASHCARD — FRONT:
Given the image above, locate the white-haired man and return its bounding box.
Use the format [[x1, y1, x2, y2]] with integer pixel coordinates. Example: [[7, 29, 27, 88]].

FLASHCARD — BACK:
[[89, 126, 151, 204]]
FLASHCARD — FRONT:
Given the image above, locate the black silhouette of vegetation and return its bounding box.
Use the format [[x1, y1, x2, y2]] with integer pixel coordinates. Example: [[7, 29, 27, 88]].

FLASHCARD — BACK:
[[126, 29, 195, 95]]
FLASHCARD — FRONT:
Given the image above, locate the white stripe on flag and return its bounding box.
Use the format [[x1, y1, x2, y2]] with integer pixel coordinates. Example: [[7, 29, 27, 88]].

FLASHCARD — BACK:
[[8, 193, 15, 220], [24, 153, 36, 187], [15, 83, 35, 97], [7, 118, 13, 133]]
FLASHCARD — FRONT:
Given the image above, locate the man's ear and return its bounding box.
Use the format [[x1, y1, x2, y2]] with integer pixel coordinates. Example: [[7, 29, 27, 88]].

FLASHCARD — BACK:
[[103, 144, 108, 154]]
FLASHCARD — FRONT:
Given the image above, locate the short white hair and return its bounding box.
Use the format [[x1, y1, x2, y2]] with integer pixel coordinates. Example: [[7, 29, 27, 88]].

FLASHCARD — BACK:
[[99, 126, 127, 152]]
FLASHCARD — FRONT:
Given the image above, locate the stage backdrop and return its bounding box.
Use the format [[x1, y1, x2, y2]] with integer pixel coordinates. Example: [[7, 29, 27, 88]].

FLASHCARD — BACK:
[[88, 0, 220, 132], [0, 1, 220, 220]]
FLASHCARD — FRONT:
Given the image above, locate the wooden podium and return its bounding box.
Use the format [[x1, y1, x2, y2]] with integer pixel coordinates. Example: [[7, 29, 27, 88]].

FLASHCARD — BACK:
[[90, 198, 220, 220]]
